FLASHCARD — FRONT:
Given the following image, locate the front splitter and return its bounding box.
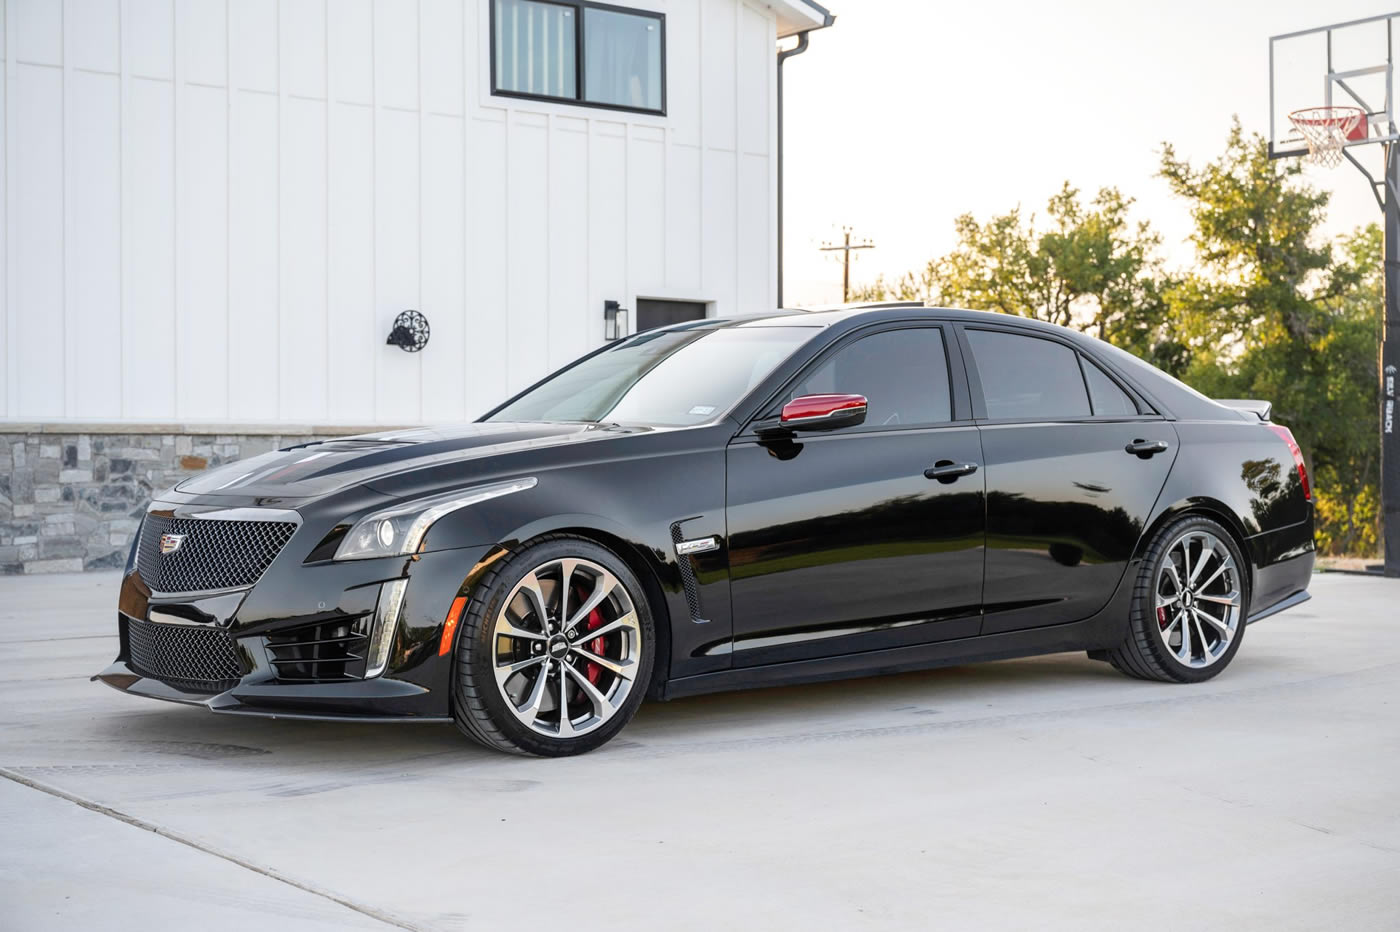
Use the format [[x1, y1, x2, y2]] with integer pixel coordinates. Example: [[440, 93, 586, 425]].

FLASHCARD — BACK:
[[92, 661, 452, 723]]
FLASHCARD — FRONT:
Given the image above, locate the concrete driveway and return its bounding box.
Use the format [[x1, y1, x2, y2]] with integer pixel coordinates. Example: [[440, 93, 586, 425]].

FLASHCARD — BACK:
[[2, 570, 1397, 931]]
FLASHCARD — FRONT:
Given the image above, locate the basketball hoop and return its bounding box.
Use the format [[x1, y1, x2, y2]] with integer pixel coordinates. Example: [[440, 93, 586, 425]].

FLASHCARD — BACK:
[[1288, 106, 1366, 167]]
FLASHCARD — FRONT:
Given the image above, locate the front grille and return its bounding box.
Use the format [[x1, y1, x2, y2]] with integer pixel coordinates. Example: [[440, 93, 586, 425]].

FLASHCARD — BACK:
[[136, 514, 297, 593], [127, 617, 245, 692], [264, 617, 371, 682]]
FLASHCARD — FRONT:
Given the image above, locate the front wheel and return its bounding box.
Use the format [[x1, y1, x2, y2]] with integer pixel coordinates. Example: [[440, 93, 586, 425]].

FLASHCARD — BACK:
[[1105, 516, 1248, 683], [451, 536, 655, 756]]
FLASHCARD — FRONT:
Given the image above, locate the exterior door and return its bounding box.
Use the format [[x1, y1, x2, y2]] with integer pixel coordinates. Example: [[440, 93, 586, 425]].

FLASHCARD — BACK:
[[958, 325, 1177, 634], [636, 299, 708, 333], [725, 325, 986, 667]]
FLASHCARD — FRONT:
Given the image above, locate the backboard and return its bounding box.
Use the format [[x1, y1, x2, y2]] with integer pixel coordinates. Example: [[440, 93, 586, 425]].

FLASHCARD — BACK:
[[1270, 12, 1400, 160]]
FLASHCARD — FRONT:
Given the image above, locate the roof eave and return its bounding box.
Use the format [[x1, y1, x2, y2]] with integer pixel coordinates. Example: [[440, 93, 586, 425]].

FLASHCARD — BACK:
[[767, 0, 835, 39]]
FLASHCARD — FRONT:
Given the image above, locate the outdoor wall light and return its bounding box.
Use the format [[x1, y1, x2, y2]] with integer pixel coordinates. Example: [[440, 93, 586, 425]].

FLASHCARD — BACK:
[[604, 300, 629, 341], [386, 309, 431, 352]]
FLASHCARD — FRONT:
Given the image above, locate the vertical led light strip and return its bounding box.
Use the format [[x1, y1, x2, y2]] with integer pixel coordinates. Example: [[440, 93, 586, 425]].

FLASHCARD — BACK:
[[366, 579, 408, 678]]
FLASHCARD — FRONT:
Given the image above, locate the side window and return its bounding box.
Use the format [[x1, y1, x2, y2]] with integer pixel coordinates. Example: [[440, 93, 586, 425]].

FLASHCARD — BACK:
[[1081, 358, 1139, 416], [788, 328, 952, 427], [966, 329, 1090, 420]]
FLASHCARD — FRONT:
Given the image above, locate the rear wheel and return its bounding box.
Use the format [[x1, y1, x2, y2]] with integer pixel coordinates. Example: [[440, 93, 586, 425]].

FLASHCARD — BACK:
[[451, 536, 655, 756], [1105, 516, 1247, 683]]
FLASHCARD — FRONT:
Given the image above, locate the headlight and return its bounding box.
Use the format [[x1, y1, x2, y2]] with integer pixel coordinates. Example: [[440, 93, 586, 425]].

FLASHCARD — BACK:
[[333, 477, 537, 561]]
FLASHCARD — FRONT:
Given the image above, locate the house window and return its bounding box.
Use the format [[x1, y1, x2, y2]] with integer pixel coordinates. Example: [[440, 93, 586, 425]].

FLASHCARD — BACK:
[[492, 0, 665, 115]]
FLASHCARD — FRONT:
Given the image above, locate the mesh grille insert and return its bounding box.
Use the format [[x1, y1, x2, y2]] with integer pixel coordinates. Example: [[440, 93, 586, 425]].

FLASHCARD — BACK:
[[136, 514, 297, 593], [127, 618, 244, 693]]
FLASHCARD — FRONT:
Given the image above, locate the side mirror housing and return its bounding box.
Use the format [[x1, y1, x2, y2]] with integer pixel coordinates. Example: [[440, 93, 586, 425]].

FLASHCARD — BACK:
[[778, 394, 868, 431]]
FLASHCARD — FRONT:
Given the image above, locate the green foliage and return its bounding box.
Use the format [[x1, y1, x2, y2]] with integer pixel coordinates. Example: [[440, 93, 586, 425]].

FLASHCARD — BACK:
[[849, 118, 1384, 556], [851, 184, 1176, 367], [1162, 122, 1380, 556]]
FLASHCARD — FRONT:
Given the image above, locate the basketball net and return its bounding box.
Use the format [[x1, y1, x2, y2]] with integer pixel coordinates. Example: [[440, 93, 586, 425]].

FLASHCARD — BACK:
[[1288, 106, 1366, 168]]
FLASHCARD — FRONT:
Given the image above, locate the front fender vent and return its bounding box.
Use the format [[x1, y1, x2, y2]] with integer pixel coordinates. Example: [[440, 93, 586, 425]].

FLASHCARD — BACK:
[[669, 521, 709, 625]]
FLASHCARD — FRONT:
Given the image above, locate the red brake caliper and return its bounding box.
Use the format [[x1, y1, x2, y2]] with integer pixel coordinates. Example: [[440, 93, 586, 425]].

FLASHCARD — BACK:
[[1157, 605, 1168, 627], [576, 585, 607, 685], [584, 605, 606, 685]]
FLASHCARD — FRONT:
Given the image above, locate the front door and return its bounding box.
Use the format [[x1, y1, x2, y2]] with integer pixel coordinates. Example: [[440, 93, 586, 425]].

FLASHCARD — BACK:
[[725, 325, 986, 667], [958, 325, 1177, 634]]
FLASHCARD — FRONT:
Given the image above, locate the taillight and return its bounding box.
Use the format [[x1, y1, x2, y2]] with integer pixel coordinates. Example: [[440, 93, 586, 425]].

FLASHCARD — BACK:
[[1268, 424, 1311, 501]]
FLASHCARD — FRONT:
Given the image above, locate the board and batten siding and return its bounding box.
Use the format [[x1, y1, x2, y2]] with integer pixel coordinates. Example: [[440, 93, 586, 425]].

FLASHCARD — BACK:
[[0, 0, 779, 425]]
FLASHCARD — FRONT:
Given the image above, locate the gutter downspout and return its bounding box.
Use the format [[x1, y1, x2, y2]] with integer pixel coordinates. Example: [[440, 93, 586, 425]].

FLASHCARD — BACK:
[[776, 31, 812, 309]]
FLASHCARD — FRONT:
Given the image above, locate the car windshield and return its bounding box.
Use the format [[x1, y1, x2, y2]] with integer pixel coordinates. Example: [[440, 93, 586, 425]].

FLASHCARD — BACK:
[[486, 325, 818, 427]]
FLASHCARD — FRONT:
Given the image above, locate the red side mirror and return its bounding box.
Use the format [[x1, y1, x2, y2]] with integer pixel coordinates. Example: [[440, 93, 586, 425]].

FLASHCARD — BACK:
[[780, 394, 868, 430]]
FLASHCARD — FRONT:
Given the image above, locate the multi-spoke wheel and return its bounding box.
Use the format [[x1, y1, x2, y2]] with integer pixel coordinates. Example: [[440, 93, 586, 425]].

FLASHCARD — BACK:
[[451, 536, 655, 756], [1152, 529, 1242, 669], [1103, 516, 1248, 683]]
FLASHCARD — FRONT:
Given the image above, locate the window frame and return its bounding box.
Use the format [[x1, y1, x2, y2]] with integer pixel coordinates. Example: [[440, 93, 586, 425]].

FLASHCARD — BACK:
[[955, 323, 1161, 425], [488, 0, 668, 116], [745, 322, 972, 436], [1077, 354, 1141, 418]]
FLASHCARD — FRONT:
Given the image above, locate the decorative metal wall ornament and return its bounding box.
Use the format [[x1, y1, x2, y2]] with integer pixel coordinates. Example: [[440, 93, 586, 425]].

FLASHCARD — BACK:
[[386, 310, 431, 352]]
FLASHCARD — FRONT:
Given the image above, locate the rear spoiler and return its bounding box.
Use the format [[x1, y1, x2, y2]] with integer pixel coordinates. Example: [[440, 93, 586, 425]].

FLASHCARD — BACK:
[[1216, 399, 1273, 422]]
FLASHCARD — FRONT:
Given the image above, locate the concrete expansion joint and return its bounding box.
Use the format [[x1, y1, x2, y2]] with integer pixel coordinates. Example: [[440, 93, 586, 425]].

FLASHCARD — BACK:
[[0, 766, 429, 932]]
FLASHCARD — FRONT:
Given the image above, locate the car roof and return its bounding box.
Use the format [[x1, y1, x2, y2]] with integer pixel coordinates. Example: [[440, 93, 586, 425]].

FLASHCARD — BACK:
[[691, 303, 1072, 335]]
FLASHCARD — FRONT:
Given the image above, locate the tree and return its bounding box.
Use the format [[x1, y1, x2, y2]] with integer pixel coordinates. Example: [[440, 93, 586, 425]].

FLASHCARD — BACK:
[[1159, 120, 1380, 555], [851, 184, 1173, 362]]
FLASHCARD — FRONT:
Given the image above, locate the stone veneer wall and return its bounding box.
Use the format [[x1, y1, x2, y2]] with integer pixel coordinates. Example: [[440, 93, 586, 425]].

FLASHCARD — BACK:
[[0, 424, 391, 575]]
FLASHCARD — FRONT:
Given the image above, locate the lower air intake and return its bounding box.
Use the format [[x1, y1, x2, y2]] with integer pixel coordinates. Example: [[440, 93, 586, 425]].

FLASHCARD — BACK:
[[264, 617, 371, 683], [127, 617, 244, 693]]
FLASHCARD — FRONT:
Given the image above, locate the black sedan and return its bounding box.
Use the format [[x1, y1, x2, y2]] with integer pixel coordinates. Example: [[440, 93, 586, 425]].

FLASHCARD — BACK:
[[96, 305, 1315, 756]]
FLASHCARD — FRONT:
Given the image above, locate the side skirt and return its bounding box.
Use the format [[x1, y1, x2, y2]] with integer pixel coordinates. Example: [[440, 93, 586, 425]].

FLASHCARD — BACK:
[[663, 549, 1143, 701], [661, 576, 1136, 700], [1247, 588, 1311, 624]]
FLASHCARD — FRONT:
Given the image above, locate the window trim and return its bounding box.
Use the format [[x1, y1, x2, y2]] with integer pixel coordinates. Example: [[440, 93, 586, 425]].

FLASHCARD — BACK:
[[489, 0, 668, 116], [743, 322, 971, 436], [1077, 353, 1142, 418], [956, 323, 1162, 425]]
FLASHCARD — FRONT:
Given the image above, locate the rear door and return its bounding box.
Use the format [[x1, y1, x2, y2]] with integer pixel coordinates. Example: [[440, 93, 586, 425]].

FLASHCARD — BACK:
[[957, 324, 1177, 634], [724, 323, 986, 666]]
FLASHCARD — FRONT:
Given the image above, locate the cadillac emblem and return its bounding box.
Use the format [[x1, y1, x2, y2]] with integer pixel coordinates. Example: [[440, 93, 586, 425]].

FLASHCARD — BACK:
[[158, 533, 187, 555]]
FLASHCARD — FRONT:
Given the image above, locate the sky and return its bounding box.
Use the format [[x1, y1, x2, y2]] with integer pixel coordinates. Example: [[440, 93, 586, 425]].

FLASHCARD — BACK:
[[780, 0, 1395, 306]]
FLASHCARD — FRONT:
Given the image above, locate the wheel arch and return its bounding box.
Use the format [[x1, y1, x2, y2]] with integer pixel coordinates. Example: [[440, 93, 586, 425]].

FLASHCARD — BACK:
[[1133, 497, 1255, 608], [501, 522, 675, 701]]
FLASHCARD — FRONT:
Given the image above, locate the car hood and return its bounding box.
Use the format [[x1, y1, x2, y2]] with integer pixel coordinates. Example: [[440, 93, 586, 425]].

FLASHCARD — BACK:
[[174, 422, 643, 501]]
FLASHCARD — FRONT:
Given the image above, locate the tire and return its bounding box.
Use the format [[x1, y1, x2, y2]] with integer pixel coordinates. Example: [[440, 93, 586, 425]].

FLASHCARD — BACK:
[[1105, 515, 1249, 684], [451, 535, 656, 756]]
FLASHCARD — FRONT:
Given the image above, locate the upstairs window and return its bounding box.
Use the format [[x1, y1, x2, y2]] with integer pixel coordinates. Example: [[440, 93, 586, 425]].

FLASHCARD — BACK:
[[492, 0, 665, 115]]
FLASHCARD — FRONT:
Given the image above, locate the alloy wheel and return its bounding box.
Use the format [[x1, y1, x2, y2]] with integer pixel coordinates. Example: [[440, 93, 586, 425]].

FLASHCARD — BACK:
[[1153, 530, 1242, 669], [490, 557, 642, 737]]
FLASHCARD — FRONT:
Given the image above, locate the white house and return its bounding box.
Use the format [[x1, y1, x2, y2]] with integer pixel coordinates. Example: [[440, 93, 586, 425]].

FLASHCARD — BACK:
[[0, 0, 834, 574], [0, 0, 832, 426]]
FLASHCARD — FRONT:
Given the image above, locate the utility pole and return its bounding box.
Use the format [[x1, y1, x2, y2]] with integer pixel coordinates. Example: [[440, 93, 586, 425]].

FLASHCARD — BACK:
[[819, 227, 874, 303]]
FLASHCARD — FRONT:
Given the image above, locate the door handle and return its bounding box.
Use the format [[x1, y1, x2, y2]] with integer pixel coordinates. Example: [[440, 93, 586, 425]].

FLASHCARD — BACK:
[[924, 461, 979, 483], [1125, 439, 1169, 458]]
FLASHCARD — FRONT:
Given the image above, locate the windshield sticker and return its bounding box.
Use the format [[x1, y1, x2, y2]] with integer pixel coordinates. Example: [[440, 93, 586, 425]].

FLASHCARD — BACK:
[[688, 405, 717, 416]]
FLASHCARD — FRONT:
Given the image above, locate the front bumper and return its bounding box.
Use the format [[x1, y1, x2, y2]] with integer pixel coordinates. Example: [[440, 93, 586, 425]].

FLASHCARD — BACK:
[[93, 660, 450, 721], [95, 541, 496, 721]]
